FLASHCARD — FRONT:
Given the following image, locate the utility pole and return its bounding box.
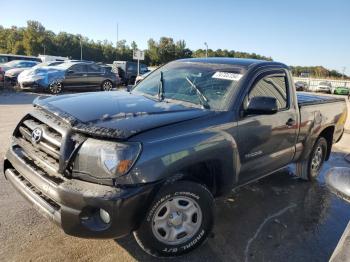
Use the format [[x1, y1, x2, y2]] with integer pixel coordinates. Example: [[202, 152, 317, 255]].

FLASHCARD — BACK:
[[80, 37, 83, 60], [342, 66, 346, 87], [116, 23, 119, 61], [43, 44, 46, 55], [117, 23, 119, 45], [204, 42, 208, 58]]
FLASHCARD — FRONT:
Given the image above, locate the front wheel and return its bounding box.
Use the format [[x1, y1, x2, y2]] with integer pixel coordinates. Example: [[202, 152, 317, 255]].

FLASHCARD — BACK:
[[296, 137, 328, 180], [134, 181, 214, 257]]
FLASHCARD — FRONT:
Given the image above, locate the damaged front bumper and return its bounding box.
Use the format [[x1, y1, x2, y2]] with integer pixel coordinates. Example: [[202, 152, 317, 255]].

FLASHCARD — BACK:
[[19, 81, 43, 90], [3, 147, 156, 239]]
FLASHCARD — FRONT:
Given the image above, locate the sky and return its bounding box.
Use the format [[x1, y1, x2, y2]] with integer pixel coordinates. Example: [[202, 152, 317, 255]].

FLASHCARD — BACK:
[[1, 0, 350, 74]]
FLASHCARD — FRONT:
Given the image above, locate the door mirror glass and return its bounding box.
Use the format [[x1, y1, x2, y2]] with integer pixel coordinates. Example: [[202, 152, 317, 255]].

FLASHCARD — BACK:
[[245, 96, 278, 115]]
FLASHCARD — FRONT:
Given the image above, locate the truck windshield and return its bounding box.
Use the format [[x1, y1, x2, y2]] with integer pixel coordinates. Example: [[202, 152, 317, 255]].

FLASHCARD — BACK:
[[133, 61, 245, 110]]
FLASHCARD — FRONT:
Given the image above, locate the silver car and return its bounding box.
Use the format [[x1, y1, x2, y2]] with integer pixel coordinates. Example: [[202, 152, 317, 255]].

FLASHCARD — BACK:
[[316, 81, 332, 93]]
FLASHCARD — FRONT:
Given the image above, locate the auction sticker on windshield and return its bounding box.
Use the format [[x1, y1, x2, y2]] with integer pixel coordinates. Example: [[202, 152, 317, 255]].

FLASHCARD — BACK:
[[212, 72, 243, 81]]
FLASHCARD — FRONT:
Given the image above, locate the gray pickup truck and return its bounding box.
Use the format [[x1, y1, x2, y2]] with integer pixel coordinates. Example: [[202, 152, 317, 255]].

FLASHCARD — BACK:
[[3, 58, 348, 257]]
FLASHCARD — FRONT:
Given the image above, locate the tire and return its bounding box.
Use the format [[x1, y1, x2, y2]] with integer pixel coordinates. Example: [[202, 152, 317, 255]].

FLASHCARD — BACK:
[[296, 137, 328, 181], [49, 81, 63, 94], [134, 181, 214, 257], [101, 80, 113, 91]]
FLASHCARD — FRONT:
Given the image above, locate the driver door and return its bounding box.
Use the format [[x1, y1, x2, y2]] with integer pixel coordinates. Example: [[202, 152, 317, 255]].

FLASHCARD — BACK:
[[64, 64, 87, 89], [236, 71, 298, 183]]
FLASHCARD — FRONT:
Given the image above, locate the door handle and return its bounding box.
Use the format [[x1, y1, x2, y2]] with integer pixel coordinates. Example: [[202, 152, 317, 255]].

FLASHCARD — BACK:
[[286, 118, 296, 128]]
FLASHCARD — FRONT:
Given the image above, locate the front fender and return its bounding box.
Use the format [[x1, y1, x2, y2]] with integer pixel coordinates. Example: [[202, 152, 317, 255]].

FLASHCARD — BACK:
[[127, 129, 239, 194]]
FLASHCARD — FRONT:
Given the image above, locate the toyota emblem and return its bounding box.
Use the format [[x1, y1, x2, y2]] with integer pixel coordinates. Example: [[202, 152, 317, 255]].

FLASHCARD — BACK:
[[31, 128, 43, 143]]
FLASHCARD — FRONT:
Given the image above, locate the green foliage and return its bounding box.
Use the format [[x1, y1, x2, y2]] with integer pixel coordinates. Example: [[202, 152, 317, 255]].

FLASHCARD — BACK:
[[1, 20, 271, 66], [290, 66, 349, 80], [192, 48, 272, 61]]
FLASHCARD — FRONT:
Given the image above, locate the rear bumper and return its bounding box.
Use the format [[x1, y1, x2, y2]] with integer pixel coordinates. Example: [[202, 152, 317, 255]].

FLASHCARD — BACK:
[[3, 147, 156, 239]]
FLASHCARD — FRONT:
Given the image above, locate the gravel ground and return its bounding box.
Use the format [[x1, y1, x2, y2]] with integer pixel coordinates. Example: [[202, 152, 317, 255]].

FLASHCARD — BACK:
[[1, 90, 350, 262]]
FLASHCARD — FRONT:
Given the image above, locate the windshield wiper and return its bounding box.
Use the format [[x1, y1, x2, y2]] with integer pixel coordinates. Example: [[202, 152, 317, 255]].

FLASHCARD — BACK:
[[158, 71, 164, 101], [185, 77, 210, 109]]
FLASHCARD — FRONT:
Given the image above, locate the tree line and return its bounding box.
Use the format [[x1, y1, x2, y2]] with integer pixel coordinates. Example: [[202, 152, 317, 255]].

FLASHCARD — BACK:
[[290, 66, 349, 80], [0, 21, 347, 79], [0, 21, 271, 65]]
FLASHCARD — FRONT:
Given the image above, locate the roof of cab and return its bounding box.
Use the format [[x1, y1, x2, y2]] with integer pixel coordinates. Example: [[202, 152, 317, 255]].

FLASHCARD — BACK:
[[176, 57, 288, 70]]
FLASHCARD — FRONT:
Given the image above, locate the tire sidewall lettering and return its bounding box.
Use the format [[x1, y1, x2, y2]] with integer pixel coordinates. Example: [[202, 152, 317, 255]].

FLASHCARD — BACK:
[[146, 191, 200, 222]]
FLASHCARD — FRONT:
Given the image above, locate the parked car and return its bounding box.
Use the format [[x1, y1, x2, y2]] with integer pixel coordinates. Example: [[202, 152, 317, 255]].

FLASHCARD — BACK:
[[18, 61, 119, 94], [135, 71, 151, 85], [3, 58, 347, 257], [2, 60, 39, 85], [295, 81, 308, 91], [17, 61, 65, 87], [113, 61, 149, 85], [332, 86, 350, 95], [315, 81, 332, 93], [100, 64, 121, 84]]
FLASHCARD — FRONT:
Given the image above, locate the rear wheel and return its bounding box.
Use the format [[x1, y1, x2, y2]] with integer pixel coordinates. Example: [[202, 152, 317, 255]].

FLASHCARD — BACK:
[[296, 137, 328, 180], [101, 80, 113, 91], [49, 81, 63, 94], [134, 181, 214, 257]]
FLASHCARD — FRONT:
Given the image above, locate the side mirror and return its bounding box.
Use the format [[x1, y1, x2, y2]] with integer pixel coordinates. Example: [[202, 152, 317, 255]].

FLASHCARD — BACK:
[[67, 70, 74, 74], [245, 96, 278, 115]]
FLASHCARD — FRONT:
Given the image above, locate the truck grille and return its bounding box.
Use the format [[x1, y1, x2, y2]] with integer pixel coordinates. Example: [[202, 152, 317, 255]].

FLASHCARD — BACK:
[[14, 115, 63, 178]]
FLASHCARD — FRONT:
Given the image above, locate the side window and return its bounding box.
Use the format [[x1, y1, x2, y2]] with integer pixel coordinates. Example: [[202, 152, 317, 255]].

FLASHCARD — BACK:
[[127, 63, 137, 72], [140, 65, 148, 74], [0, 57, 8, 63], [87, 64, 102, 73], [246, 75, 288, 111], [25, 62, 36, 67], [70, 64, 85, 73], [134, 71, 159, 95], [16, 62, 26, 68]]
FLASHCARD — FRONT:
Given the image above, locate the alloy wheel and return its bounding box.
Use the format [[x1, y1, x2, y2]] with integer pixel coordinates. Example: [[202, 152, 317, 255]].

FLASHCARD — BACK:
[[103, 81, 113, 91], [49, 82, 62, 94]]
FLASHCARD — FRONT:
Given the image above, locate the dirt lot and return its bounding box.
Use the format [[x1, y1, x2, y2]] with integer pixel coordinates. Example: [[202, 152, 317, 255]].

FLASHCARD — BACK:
[[0, 90, 350, 262]]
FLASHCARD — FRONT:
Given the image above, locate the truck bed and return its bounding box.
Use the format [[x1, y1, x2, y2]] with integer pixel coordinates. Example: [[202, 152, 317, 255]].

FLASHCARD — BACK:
[[297, 93, 345, 107]]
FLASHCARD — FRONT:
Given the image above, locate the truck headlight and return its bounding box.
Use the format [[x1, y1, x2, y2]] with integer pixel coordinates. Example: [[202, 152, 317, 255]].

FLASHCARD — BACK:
[[74, 139, 141, 179], [100, 141, 141, 176]]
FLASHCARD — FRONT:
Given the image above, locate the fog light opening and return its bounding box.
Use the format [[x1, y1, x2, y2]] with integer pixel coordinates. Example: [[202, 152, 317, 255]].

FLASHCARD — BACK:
[[99, 208, 111, 224]]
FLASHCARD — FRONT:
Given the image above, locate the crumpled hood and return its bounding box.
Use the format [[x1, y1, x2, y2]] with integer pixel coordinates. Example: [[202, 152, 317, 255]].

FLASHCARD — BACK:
[[34, 91, 211, 139], [18, 66, 66, 85]]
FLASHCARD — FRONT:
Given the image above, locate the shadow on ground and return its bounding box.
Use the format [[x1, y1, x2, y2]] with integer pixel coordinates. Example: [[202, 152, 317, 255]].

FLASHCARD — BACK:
[[116, 151, 350, 262]]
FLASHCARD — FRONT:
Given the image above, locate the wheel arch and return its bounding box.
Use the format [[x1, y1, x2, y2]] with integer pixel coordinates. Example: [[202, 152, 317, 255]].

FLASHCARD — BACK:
[[101, 78, 114, 87], [318, 125, 335, 161], [161, 149, 240, 198]]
